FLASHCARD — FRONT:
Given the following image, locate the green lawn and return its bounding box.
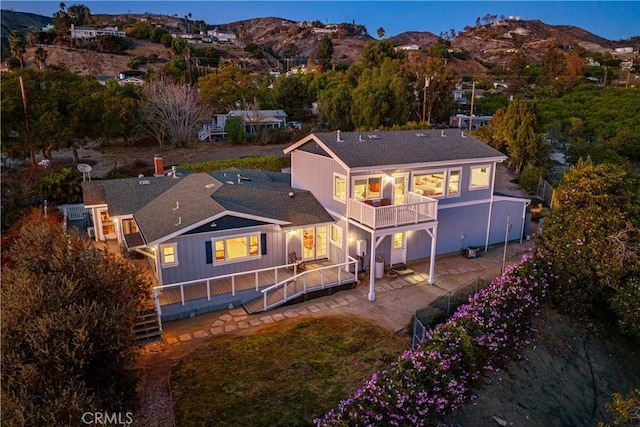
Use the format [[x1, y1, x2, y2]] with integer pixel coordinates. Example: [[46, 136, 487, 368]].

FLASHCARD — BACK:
[[170, 316, 408, 426]]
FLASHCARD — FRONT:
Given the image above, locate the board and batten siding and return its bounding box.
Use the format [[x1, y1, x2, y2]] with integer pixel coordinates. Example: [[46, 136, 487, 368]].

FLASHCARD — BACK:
[[160, 224, 285, 285], [488, 199, 527, 244], [290, 150, 348, 216]]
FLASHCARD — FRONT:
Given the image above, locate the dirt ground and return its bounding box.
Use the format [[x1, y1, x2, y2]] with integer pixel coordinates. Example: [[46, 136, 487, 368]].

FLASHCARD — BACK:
[[444, 306, 640, 427]]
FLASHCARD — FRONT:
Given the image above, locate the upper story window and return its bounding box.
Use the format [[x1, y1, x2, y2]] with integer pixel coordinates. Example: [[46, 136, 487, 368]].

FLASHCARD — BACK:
[[160, 243, 178, 267], [470, 165, 491, 190], [353, 176, 381, 200], [333, 173, 346, 202], [413, 172, 445, 197], [214, 234, 260, 263], [447, 169, 461, 196]]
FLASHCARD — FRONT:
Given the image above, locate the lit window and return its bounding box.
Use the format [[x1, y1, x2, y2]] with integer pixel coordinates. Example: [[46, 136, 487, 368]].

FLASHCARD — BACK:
[[413, 172, 445, 196], [470, 166, 490, 189], [213, 234, 261, 263], [448, 170, 461, 196], [160, 243, 178, 267], [353, 176, 381, 200], [334, 174, 346, 202], [330, 224, 343, 247]]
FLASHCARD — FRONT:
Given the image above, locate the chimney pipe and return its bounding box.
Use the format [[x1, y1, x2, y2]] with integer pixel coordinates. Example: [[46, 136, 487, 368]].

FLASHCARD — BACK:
[[336, 130, 341, 141], [154, 155, 164, 176]]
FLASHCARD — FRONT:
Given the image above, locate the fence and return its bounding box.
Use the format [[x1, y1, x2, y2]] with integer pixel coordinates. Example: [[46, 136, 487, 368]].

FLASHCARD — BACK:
[[411, 255, 520, 348], [535, 176, 555, 207]]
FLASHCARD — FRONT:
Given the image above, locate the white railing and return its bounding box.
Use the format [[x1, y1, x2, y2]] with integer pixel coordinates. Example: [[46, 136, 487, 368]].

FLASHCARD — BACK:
[[152, 262, 300, 316], [348, 192, 437, 229], [260, 257, 358, 312], [198, 125, 226, 140], [59, 203, 89, 221]]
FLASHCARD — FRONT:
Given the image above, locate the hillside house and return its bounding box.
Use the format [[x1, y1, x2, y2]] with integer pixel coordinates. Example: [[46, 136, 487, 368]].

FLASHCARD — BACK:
[[81, 129, 529, 325], [70, 24, 125, 39], [206, 29, 237, 42]]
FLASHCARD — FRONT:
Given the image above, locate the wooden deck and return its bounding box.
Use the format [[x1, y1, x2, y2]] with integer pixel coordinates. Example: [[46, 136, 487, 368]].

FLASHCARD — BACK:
[[157, 267, 295, 306], [156, 261, 356, 311]]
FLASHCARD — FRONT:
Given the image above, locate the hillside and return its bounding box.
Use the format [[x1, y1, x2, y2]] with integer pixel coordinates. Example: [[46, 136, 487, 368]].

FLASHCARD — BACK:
[[0, 10, 52, 50], [2, 10, 634, 77]]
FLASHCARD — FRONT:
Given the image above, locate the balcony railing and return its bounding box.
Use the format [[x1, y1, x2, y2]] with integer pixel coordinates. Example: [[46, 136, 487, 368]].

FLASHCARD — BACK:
[[348, 192, 438, 229]]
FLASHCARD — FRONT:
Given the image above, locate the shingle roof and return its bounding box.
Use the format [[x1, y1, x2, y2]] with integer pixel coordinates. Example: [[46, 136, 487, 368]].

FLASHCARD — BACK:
[[295, 129, 506, 169], [82, 170, 332, 245]]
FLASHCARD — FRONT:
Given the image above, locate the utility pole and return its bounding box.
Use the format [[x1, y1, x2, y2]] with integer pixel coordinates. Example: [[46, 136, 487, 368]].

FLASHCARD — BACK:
[[422, 75, 428, 123], [603, 65, 608, 87], [19, 76, 35, 167], [468, 80, 476, 132]]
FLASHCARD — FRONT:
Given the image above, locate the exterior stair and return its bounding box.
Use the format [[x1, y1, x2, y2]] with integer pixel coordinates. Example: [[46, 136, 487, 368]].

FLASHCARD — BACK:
[[134, 308, 162, 342]]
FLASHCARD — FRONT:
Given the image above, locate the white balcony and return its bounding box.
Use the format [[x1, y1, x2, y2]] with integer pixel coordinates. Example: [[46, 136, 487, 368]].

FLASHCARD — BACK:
[[348, 192, 438, 229]]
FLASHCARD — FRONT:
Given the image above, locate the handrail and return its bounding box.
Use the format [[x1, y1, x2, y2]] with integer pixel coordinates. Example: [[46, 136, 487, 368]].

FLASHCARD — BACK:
[[152, 262, 299, 308], [260, 257, 358, 312], [348, 194, 437, 229]]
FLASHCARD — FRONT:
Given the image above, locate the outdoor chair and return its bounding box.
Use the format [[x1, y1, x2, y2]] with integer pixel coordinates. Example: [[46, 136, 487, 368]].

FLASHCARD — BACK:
[[289, 252, 306, 271]]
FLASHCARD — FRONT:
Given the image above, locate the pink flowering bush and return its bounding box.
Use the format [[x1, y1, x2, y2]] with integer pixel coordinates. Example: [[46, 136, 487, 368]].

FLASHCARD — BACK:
[[316, 252, 551, 426]]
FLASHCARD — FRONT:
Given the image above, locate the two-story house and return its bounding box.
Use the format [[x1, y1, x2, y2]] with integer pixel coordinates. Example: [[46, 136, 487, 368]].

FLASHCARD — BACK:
[[284, 129, 529, 301], [81, 129, 528, 325]]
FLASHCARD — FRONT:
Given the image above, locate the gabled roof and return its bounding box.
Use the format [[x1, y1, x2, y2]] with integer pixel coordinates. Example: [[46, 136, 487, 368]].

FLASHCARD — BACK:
[[82, 170, 332, 245], [284, 129, 506, 170]]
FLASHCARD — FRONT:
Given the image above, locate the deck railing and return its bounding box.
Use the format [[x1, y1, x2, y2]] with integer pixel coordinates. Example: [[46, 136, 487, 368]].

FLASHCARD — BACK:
[[59, 203, 89, 221], [260, 257, 358, 312], [152, 262, 300, 316], [348, 192, 437, 229]]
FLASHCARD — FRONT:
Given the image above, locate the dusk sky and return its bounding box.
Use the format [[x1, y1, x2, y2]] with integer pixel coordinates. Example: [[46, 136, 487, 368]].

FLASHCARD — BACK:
[[3, 1, 639, 41]]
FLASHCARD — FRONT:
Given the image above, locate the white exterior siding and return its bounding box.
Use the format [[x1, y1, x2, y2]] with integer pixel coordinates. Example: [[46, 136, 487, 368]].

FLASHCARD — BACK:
[[291, 150, 348, 216]]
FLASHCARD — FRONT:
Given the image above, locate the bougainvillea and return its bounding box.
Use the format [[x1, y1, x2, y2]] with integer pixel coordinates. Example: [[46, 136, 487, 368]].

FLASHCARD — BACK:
[[316, 252, 552, 426]]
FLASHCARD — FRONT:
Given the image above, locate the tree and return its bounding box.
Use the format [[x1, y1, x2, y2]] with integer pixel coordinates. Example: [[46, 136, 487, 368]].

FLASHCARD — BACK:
[[361, 39, 403, 68], [52, 3, 71, 44], [67, 3, 91, 25], [493, 97, 546, 173], [271, 75, 312, 121], [150, 26, 169, 44], [198, 65, 257, 112], [377, 26, 385, 39], [224, 115, 246, 144], [9, 30, 26, 68], [316, 35, 334, 72], [540, 41, 567, 85], [319, 80, 354, 130], [1, 212, 149, 426], [139, 78, 207, 148], [350, 59, 413, 128], [507, 51, 529, 96], [32, 46, 48, 69], [536, 160, 640, 339]]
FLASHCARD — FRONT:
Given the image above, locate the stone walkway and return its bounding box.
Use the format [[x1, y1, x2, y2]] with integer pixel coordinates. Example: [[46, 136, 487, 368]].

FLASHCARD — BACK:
[[160, 241, 534, 344]]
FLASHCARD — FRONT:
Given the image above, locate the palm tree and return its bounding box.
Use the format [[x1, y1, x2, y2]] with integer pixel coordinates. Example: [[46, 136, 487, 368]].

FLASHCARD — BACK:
[[237, 24, 247, 69], [9, 30, 26, 68], [377, 26, 385, 39], [33, 47, 48, 69]]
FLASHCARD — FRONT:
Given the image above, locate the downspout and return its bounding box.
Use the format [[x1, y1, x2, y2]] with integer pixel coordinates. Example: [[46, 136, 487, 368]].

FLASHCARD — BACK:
[[520, 200, 531, 243], [484, 161, 498, 251], [345, 169, 351, 265]]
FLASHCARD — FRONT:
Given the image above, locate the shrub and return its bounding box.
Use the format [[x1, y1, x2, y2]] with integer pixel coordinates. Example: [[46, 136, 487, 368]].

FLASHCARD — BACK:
[[317, 252, 550, 426], [518, 165, 545, 192], [177, 156, 290, 173]]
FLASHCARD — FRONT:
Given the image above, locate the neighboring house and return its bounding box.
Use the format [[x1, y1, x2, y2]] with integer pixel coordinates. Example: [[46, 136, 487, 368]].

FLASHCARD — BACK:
[[70, 24, 126, 39], [82, 161, 349, 322], [284, 129, 530, 301], [117, 75, 145, 86], [206, 28, 237, 42], [449, 114, 493, 130], [227, 109, 288, 135]]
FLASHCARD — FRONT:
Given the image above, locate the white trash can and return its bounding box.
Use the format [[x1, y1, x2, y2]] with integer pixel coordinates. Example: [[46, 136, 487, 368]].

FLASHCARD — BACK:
[[375, 256, 385, 279]]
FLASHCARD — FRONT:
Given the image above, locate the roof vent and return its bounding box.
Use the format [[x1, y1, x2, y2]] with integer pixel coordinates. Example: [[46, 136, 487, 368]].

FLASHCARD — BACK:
[[225, 181, 235, 185], [367, 134, 380, 139], [416, 133, 426, 137], [359, 134, 364, 142], [461, 131, 467, 138], [336, 130, 343, 142], [205, 183, 215, 189], [441, 130, 447, 137], [139, 180, 151, 185], [288, 191, 295, 198]]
